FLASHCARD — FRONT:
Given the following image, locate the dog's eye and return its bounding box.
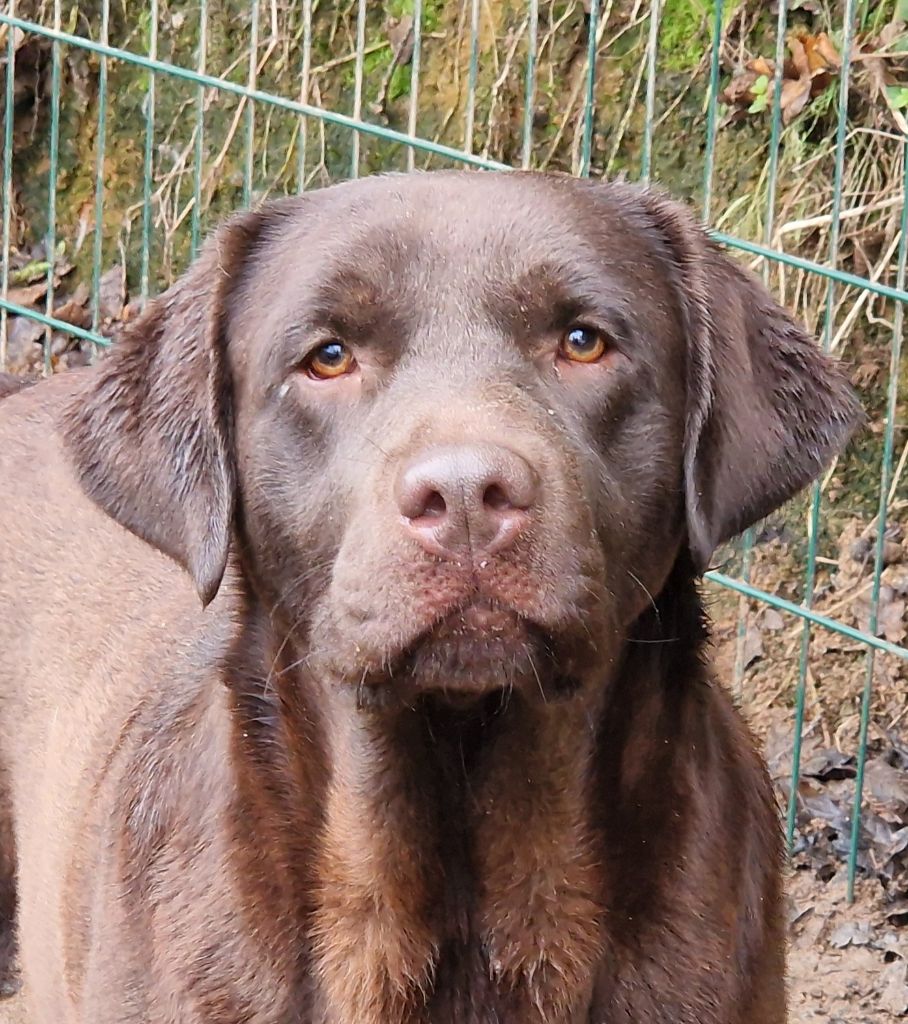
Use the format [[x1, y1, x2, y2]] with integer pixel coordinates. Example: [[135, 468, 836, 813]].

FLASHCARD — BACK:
[[559, 326, 609, 364], [304, 341, 357, 380]]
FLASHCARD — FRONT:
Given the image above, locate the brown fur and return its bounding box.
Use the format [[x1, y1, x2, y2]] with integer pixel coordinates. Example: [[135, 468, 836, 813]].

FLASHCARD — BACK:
[[0, 171, 860, 1023]]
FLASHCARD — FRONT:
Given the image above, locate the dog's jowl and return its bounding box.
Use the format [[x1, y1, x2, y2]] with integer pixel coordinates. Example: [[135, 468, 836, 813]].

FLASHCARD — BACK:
[[0, 171, 860, 1023]]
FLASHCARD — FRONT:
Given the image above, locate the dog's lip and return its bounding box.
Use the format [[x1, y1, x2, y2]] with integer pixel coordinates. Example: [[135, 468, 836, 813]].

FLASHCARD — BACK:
[[386, 598, 539, 677], [450, 599, 527, 633], [325, 594, 596, 690]]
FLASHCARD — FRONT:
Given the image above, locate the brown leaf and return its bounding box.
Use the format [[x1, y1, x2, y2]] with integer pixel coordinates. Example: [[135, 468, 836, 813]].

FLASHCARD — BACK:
[[7, 281, 48, 307], [879, 596, 906, 644], [0, 25, 27, 53], [810, 32, 840, 71], [748, 56, 775, 78], [387, 15, 414, 62], [743, 620, 764, 669], [865, 759, 908, 815], [98, 264, 126, 322], [781, 76, 812, 124], [721, 70, 762, 107], [881, 959, 908, 1017], [762, 608, 785, 631], [789, 36, 811, 80], [53, 283, 91, 328], [852, 361, 881, 388]]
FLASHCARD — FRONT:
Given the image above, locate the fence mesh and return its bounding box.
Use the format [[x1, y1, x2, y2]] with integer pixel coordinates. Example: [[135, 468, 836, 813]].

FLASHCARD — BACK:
[[1, 0, 907, 903]]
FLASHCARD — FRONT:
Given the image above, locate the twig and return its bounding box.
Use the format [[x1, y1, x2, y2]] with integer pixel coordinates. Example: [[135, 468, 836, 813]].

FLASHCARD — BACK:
[[778, 194, 904, 236], [310, 41, 388, 75], [831, 229, 902, 352]]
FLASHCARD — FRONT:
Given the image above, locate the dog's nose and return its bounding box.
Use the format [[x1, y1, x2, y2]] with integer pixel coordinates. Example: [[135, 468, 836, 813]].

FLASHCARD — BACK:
[[395, 444, 537, 560]]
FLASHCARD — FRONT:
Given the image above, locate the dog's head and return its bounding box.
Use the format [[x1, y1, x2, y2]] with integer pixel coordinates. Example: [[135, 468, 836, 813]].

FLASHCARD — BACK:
[[65, 171, 860, 704]]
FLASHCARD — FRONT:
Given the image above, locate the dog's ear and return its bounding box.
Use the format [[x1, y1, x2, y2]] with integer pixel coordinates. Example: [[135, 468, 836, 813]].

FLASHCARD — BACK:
[[635, 188, 863, 572], [64, 208, 272, 605]]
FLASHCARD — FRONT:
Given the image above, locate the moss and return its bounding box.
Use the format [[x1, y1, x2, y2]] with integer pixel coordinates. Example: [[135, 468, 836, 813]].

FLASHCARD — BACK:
[[659, 0, 708, 73], [386, 0, 445, 32]]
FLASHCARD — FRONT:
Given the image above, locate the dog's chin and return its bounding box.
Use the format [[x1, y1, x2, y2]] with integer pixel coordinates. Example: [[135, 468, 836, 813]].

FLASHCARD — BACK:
[[358, 602, 585, 708]]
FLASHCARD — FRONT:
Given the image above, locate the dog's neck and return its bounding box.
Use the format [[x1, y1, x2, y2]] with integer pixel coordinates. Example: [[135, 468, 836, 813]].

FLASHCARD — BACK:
[[227, 566, 704, 1023], [307, 684, 605, 1023]]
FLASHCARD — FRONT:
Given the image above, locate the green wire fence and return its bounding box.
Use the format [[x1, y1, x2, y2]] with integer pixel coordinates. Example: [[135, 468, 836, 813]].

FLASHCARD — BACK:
[[1, 0, 906, 904]]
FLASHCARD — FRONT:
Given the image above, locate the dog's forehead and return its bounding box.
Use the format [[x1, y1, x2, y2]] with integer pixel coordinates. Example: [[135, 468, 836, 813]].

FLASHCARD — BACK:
[[229, 172, 677, 367], [261, 173, 652, 299]]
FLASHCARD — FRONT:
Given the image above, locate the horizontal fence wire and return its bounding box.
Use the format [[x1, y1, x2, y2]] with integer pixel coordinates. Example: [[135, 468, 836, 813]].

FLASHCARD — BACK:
[[1, 3, 906, 905]]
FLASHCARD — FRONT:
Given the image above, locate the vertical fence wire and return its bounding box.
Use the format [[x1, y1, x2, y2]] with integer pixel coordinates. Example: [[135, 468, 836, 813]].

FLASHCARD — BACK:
[[733, 0, 790, 703], [847, 146, 908, 900], [43, 0, 62, 375], [407, 0, 424, 172], [351, 0, 367, 178], [701, 0, 723, 220], [90, 0, 110, 337], [732, 0, 789, 698], [243, 0, 260, 208], [464, 0, 481, 155], [764, 0, 788, 249], [521, 0, 539, 170], [191, 0, 208, 255], [579, 0, 600, 178], [786, 0, 858, 862], [0, 0, 15, 371], [297, 0, 312, 192], [640, 0, 661, 183], [140, 0, 158, 302]]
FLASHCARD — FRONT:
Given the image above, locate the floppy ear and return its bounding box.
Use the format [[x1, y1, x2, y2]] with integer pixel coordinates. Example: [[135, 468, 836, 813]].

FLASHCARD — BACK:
[[635, 188, 863, 573], [64, 208, 270, 605]]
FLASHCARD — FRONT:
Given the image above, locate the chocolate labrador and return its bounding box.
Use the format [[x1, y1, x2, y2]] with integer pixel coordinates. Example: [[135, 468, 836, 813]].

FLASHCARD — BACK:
[[0, 171, 860, 1023]]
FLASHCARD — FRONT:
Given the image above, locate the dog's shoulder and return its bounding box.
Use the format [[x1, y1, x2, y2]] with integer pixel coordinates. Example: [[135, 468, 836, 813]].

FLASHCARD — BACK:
[[0, 367, 92, 458]]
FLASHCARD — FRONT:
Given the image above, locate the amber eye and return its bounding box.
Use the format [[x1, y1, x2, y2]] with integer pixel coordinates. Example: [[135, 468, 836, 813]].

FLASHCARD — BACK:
[[304, 341, 356, 380], [559, 326, 609, 364]]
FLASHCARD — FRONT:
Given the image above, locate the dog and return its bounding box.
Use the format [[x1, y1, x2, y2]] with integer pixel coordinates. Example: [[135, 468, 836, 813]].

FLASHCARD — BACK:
[[0, 170, 860, 1023]]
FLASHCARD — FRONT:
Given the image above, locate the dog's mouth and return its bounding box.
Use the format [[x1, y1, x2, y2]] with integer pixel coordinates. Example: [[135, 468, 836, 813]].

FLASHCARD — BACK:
[[357, 599, 586, 707]]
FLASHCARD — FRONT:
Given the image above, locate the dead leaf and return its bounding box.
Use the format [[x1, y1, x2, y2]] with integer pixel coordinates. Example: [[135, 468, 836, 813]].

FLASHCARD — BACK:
[[881, 959, 908, 1016], [7, 281, 48, 307], [780, 36, 828, 124], [53, 283, 91, 329], [879, 596, 906, 644], [5, 316, 44, 371], [762, 608, 785, 631], [369, 16, 415, 118], [829, 920, 873, 948], [0, 25, 26, 52], [98, 264, 126, 322], [865, 759, 908, 815], [743, 620, 764, 669], [781, 75, 812, 124], [722, 33, 840, 125], [387, 15, 414, 63], [810, 32, 841, 71], [720, 70, 762, 108], [853, 360, 882, 388]]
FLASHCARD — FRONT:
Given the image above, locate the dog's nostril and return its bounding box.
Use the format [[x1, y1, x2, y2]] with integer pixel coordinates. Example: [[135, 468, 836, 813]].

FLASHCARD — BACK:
[[422, 490, 447, 519], [483, 483, 511, 512], [396, 443, 537, 559]]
